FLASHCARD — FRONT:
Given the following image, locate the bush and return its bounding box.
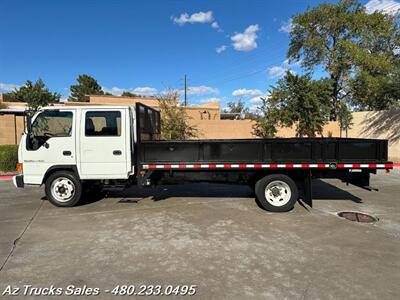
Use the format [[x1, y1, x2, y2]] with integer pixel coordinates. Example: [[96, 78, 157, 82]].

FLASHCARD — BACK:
[[0, 145, 19, 172]]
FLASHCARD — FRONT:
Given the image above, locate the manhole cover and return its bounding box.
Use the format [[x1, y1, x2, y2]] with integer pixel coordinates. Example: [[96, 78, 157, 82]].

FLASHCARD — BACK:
[[337, 211, 378, 223]]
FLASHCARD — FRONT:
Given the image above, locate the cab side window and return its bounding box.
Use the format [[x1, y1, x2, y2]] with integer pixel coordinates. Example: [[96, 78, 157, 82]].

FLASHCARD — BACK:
[[85, 111, 121, 136], [28, 110, 73, 150]]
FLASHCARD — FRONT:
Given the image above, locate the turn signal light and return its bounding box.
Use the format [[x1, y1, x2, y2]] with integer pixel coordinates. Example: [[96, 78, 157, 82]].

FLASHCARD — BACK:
[[16, 163, 23, 173]]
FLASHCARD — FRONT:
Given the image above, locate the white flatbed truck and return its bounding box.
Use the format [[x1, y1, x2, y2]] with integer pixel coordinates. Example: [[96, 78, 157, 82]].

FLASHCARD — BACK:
[[13, 103, 393, 212]]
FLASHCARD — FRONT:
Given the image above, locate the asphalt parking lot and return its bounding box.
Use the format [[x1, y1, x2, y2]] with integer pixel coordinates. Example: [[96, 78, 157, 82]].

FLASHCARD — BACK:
[[0, 173, 399, 299]]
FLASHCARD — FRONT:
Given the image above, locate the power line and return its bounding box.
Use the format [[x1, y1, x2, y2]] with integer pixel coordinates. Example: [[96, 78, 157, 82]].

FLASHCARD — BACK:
[[189, 43, 297, 88], [193, 51, 292, 87], [191, 44, 288, 84]]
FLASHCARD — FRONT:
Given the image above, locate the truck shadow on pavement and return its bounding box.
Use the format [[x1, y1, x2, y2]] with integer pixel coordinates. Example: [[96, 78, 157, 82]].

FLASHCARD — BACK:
[[113, 183, 254, 202], [311, 180, 362, 203], [77, 179, 362, 206]]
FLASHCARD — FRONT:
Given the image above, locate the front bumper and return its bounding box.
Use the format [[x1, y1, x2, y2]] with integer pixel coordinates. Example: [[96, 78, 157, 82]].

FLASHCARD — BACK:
[[13, 175, 24, 188]]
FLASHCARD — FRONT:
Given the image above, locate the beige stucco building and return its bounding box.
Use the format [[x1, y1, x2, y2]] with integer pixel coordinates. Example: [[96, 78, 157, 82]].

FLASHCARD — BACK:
[[0, 94, 26, 145], [1, 94, 399, 161]]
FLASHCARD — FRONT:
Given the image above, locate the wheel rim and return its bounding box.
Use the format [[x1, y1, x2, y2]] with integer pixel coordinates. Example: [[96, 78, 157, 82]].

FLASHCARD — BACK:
[[264, 180, 291, 207], [50, 177, 75, 203]]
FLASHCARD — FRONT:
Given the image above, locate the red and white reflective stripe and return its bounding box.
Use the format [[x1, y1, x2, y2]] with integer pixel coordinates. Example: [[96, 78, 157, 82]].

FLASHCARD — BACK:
[[142, 163, 394, 170], [337, 163, 393, 169]]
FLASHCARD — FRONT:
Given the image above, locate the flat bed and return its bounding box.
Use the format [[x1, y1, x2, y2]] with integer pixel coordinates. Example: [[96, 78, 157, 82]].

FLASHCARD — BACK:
[[139, 138, 389, 166]]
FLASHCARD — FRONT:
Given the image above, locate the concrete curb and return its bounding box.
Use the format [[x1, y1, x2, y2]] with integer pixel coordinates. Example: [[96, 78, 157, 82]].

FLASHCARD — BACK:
[[0, 175, 15, 180]]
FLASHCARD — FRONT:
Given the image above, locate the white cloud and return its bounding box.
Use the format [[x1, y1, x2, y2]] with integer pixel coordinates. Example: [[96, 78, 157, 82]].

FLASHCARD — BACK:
[[132, 87, 158, 96], [102, 86, 125, 96], [250, 92, 269, 103], [231, 24, 260, 52], [267, 59, 298, 79], [216, 45, 227, 54], [211, 21, 223, 32], [282, 58, 294, 67], [172, 11, 214, 26], [249, 104, 260, 112], [102, 86, 158, 96], [199, 97, 221, 104], [0, 83, 20, 92], [279, 18, 293, 33], [159, 88, 183, 97], [60, 95, 69, 102], [267, 66, 288, 78], [211, 22, 218, 29], [187, 85, 219, 95], [232, 88, 262, 98], [365, 0, 400, 15], [250, 98, 262, 104]]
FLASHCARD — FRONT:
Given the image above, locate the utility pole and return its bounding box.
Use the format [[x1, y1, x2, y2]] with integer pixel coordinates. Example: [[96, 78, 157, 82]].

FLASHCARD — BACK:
[[184, 74, 188, 106]]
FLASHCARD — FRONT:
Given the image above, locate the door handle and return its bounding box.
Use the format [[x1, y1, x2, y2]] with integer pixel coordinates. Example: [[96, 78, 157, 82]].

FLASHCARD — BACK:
[[63, 151, 72, 156], [113, 150, 122, 156]]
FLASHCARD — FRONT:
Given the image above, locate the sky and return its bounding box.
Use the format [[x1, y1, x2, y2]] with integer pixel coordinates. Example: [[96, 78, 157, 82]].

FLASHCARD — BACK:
[[1, 0, 399, 110]]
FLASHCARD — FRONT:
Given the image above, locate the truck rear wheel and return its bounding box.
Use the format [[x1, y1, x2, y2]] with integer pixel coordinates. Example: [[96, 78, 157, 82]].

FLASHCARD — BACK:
[[45, 171, 82, 207], [255, 174, 298, 212]]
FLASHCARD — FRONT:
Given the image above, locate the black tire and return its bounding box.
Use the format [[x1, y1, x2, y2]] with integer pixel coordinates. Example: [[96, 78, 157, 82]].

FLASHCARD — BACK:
[[255, 174, 298, 212], [45, 171, 82, 207]]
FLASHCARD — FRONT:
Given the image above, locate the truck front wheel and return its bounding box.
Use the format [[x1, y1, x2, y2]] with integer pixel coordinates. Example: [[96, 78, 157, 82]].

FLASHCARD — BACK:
[[255, 174, 298, 212], [45, 171, 82, 207]]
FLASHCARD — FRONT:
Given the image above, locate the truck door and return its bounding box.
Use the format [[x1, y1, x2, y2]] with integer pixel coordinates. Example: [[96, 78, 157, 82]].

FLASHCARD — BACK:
[[23, 109, 76, 185], [79, 109, 129, 179]]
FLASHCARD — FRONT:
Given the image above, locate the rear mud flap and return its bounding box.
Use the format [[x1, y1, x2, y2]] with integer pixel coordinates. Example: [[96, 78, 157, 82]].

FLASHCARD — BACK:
[[344, 172, 372, 190]]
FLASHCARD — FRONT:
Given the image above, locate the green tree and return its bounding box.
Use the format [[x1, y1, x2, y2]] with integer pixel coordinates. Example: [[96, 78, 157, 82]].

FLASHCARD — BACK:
[[350, 66, 400, 110], [157, 90, 198, 140], [121, 91, 139, 97], [253, 72, 331, 137], [224, 100, 258, 119], [225, 100, 247, 114], [224, 100, 248, 119], [69, 74, 104, 102], [288, 0, 399, 117], [348, 9, 400, 110], [8, 79, 60, 113], [337, 102, 353, 137], [252, 97, 280, 138]]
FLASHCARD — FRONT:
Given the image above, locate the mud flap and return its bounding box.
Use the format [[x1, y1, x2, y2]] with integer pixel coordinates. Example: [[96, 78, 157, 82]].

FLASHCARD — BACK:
[[302, 171, 313, 207], [345, 172, 375, 191]]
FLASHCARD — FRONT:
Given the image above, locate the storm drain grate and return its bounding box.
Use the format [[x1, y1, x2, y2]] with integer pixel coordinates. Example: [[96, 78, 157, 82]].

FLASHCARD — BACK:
[[337, 211, 378, 223], [119, 198, 139, 203]]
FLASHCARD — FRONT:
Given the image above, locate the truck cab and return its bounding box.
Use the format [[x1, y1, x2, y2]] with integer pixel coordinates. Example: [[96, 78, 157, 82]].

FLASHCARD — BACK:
[[14, 105, 138, 206]]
